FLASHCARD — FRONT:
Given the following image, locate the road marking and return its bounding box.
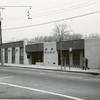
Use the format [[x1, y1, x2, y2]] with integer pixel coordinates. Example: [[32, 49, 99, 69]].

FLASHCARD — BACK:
[[0, 82, 84, 100], [0, 76, 12, 80], [39, 72, 45, 75]]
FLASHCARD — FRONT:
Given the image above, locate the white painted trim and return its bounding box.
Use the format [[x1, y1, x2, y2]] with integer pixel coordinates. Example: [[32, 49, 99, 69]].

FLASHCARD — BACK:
[[0, 82, 84, 100]]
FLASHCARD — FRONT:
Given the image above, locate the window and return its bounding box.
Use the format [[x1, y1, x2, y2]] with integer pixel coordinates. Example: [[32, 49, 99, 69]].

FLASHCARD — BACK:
[[51, 48, 53, 50], [20, 47, 24, 64], [5, 48, 8, 63], [45, 48, 47, 51], [12, 48, 15, 64]]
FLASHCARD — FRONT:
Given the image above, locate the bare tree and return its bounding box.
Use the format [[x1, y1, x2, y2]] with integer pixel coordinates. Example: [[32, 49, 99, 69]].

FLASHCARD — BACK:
[[69, 33, 83, 40], [85, 33, 100, 39], [29, 23, 83, 43], [53, 24, 83, 41], [52, 23, 83, 70], [53, 24, 71, 41], [52, 24, 71, 69]]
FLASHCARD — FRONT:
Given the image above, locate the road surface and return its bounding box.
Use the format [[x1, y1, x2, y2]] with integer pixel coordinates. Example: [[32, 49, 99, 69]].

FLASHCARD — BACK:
[[0, 66, 100, 100]]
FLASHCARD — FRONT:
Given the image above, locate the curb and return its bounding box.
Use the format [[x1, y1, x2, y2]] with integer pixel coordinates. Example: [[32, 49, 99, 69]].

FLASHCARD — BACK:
[[0, 65, 100, 75]]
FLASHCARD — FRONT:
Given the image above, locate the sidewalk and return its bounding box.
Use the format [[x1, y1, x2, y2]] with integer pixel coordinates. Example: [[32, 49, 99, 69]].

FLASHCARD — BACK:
[[2, 63, 100, 75]]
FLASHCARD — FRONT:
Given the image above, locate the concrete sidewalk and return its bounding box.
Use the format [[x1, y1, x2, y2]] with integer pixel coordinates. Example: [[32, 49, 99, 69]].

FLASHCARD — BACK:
[[2, 63, 100, 75]]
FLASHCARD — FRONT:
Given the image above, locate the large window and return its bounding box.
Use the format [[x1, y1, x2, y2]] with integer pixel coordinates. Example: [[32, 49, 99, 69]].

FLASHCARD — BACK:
[[20, 47, 24, 64], [12, 48, 15, 64], [5, 48, 8, 63]]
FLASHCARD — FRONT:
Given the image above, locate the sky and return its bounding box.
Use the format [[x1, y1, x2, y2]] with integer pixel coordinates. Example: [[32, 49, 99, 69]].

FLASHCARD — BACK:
[[0, 0, 100, 42]]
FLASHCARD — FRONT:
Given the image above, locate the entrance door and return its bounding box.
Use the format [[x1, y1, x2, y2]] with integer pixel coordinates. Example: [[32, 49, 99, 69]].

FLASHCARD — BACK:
[[32, 52, 43, 64]]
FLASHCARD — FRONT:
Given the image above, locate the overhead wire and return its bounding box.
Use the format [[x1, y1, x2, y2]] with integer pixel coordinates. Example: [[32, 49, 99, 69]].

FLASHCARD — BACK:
[[1, 0, 98, 20], [3, 10, 100, 31], [31, 0, 97, 15], [0, 5, 32, 8], [32, 0, 98, 17], [1, 0, 99, 31], [5, 0, 98, 20]]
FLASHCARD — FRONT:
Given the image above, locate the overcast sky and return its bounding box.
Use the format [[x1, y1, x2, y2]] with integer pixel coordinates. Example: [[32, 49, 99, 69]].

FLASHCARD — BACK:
[[0, 0, 100, 42]]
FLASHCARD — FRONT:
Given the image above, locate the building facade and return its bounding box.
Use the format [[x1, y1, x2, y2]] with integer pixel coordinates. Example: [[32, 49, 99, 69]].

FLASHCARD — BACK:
[[0, 38, 100, 69], [0, 41, 24, 64], [85, 38, 100, 69]]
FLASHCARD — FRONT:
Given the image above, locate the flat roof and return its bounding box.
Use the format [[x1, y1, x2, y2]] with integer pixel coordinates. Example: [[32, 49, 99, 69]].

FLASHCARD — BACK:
[[26, 39, 84, 52], [0, 41, 24, 48], [26, 43, 43, 52], [57, 39, 84, 50]]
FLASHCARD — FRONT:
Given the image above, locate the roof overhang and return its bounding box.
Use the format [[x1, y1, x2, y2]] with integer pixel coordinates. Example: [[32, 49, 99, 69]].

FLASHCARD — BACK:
[[57, 39, 84, 50], [26, 43, 43, 52]]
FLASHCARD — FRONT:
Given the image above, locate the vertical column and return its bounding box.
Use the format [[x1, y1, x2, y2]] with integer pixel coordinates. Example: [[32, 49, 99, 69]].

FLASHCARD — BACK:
[[69, 52, 73, 68], [8, 48, 12, 64], [15, 47, 19, 64], [0, 21, 2, 45], [23, 40, 29, 65], [29, 54, 32, 64], [2, 48, 5, 64], [69, 48, 73, 70]]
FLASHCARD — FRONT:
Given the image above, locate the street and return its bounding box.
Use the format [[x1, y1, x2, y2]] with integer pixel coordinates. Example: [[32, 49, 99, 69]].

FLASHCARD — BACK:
[[0, 66, 100, 100]]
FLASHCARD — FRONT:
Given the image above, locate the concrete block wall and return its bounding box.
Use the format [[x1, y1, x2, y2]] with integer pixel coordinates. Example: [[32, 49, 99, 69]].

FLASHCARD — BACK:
[[44, 42, 58, 66], [85, 38, 100, 69]]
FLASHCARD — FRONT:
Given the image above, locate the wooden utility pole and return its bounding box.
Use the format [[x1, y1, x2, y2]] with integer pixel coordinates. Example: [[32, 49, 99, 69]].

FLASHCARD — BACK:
[[0, 6, 32, 66], [0, 7, 5, 66], [0, 20, 3, 65]]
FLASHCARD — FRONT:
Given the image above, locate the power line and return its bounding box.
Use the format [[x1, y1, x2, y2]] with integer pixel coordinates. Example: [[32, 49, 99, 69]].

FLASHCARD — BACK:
[[32, 0, 98, 18], [0, 6, 32, 8], [2, 0, 98, 20], [4, 2, 97, 21], [3, 10, 100, 31], [31, 0, 97, 15]]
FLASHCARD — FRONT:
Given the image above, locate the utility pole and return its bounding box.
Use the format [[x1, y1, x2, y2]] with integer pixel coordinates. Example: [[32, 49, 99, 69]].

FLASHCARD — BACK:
[[0, 21, 3, 65], [0, 8, 4, 66], [0, 6, 32, 66]]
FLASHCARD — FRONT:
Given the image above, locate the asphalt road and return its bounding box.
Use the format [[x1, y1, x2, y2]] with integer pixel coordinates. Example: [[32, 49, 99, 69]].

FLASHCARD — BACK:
[[0, 66, 100, 100]]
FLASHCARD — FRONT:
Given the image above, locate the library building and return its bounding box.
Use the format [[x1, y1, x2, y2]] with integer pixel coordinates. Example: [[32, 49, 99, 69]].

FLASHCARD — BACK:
[[0, 38, 100, 69]]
